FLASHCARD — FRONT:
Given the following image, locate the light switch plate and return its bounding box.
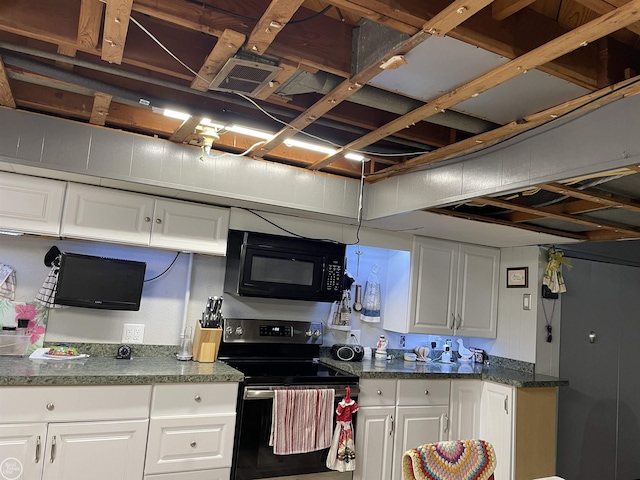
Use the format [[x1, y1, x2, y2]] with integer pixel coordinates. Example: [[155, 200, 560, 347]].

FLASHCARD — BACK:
[[523, 293, 532, 310]]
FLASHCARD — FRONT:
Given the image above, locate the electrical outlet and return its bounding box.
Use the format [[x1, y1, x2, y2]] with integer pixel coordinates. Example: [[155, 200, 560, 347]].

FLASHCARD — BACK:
[[122, 324, 145, 344], [349, 329, 361, 345], [399, 335, 406, 348]]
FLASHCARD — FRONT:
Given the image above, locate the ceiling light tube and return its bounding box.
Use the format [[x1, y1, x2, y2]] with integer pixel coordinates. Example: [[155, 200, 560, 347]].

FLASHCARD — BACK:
[[163, 109, 191, 121], [284, 139, 336, 155], [345, 153, 365, 161], [228, 125, 274, 140]]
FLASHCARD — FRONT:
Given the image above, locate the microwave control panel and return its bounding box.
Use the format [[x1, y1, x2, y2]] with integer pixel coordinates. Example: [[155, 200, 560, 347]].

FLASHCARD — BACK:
[[324, 260, 343, 292]]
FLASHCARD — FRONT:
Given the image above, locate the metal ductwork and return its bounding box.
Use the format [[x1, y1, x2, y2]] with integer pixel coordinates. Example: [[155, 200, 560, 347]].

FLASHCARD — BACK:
[[276, 69, 498, 135]]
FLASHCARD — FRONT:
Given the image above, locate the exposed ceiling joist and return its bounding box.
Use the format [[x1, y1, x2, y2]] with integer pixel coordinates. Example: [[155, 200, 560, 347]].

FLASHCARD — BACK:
[[573, 0, 640, 36], [190, 29, 246, 92], [101, 0, 133, 65], [254, 59, 298, 100], [478, 196, 640, 237], [89, 91, 112, 125], [79, 0, 104, 49], [502, 199, 613, 222], [55, 45, 77, 70], [539, 181, 640, 213], [0, 54, 16, 108], [315, 0, 640, 170], [169, 115, 202, 143], [246, 0, 306, 55], [492, 0, 537, 21]]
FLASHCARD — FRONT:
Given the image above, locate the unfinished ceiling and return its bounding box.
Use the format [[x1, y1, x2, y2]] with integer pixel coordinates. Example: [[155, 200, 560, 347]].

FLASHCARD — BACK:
[[2, 0, 640, 241]]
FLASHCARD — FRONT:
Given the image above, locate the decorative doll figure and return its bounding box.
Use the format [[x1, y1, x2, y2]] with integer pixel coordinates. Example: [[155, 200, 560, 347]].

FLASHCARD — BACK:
[[326, 387, 359, 472]]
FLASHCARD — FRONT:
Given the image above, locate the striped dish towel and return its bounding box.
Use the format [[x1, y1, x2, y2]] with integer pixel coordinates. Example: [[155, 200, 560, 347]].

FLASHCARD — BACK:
[[269, 388, 335, 455]]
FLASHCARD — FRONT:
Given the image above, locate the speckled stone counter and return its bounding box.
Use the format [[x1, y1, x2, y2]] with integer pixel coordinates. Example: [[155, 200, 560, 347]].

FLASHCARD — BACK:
[[0, 355, 244, 386], [320, 357, 568, 388]]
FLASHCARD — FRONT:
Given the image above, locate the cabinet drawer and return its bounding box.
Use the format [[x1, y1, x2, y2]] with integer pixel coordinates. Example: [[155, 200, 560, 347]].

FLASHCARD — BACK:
[[151, 383, 238, 417], [397, 379, 451, 406], [0, 385, 151, 423], [358, 379, 397, 406], [145, 414, 236, 474], [145, 468, 231, 480]]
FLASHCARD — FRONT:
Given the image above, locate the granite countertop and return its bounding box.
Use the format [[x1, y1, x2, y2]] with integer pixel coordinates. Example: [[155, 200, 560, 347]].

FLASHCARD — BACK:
[[320, 357, 568, 388], [0, 355, 244, 386]]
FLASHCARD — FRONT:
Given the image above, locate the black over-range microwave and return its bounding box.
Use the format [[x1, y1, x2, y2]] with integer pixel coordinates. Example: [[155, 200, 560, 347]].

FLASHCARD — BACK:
[[224, 230, 346, 302]]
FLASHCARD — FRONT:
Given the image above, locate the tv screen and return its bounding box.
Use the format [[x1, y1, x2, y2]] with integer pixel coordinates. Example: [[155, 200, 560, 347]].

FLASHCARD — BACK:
[[54, 253, 147, 311]]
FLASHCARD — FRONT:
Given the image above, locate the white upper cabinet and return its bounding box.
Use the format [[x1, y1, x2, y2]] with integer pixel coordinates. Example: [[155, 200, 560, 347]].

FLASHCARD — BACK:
[[61, 183, 229, 255], [0, 171, 65, 236], [402, 237, 499, 337]]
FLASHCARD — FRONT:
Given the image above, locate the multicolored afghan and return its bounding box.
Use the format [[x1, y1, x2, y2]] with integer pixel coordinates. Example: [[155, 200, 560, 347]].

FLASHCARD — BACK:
[[402, 439, 496, 480]]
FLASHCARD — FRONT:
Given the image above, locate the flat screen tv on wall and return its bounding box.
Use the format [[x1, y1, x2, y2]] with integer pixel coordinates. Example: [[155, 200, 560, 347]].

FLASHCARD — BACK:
[[54, 253, 147, 311]]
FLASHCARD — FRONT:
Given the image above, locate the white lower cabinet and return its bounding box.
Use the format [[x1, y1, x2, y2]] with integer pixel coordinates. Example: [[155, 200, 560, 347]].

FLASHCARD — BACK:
[[354, 379, 451, 480], [144, 382, 237, 480], [0, 385, 151, 480], [480, 382, 514, 480], [449, 379, 482, 441]]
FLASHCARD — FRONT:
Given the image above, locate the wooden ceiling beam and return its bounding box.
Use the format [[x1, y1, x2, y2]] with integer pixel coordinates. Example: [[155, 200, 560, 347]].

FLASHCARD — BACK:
[[315, 0, 640, 170], [427, 207, 589, 240], [101, 0, 133, 65], [492, 0, 537, 21], [246, 0, 306, 55], [0, 54, 16, 108], [367, 69, 640, 182], [169, 115, 202, 143], [478, 196, 640, 236], [89, 92, 112, 125], [254, 0, 493, 163], [190, 29, 246, 92], [78, 0, 104, 50], [573, 0, 640, 36], [55, 45, 77, 70], [254, 59, 298, 100], [500, 198, 611, 222], [539, 181, 640, 213]]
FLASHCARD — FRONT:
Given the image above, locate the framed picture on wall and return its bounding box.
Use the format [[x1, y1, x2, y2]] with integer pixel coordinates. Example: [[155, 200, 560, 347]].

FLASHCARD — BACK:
[[506, 267, 528, 288]]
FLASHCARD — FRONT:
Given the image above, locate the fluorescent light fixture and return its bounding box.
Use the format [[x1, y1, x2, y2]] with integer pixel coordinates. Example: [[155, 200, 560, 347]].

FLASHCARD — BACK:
[[228, 125, 273, 140], [163, 109, 191, 121], [0, 230, 23, 236], [284, 139, 336, 155], [345, 153, 365, 161]]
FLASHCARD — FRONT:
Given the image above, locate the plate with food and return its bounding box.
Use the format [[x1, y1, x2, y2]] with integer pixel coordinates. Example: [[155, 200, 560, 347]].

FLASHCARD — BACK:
[[29, 346, 89, 361]]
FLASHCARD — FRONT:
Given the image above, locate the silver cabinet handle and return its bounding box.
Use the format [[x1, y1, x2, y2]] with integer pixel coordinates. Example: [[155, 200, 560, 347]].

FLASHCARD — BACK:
[[449, 313, 455, 329], [50, 436, 56, 463], [156, 218, 162, 224], [190, 441, 197, 448], [504, 396, 509, 414], [46, 403, 54, 411], [144, 216, 151, 222], [390, 415, 394, 436], [194, 395, 202, 403], [443, 413, 449, 433], [457, 314, 463, 329], [377, 390, 382, 395], [424, 390, 429, 395], [35, 435, 41, 463]]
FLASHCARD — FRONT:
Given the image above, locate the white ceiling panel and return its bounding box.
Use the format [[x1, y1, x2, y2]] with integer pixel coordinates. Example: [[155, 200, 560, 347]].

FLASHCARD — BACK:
[[455, 70, 590, 124], [370, 36, 509, 101]]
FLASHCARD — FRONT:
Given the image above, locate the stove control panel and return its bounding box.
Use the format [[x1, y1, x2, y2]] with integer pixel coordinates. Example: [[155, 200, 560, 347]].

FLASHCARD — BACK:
[[222, 319, 323, 344]]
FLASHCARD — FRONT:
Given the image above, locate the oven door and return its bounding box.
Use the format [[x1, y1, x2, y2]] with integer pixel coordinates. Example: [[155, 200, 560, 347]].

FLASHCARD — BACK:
[[233, 386, 357, 480]]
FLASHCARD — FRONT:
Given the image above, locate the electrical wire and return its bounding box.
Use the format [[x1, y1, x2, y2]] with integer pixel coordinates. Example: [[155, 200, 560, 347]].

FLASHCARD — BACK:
[[144, 252, 180, 282], [238, 208, 342, 243], [204, 141, 266, 160]]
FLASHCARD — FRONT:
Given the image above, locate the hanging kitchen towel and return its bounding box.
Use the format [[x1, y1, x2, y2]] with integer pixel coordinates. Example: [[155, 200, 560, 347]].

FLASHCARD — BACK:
[[269, 388, 335, 455], [35, 247, 63, 308], [326, 387, 358, 472], [0, 263, 16, 301]]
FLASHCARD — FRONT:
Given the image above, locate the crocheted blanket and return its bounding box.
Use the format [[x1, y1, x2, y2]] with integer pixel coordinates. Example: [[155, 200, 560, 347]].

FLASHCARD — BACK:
[[402, 439, 496, 480]]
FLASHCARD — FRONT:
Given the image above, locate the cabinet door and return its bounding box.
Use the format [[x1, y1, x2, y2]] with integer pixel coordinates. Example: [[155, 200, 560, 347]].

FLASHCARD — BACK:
[[42, 420, 148, 480], [449, 380, 482, 441], [455, 244, 499, 338], [61, 183, 154, 245], [353, 406, 394, 480], [410, 237, 458, 335], [392, 406, 449, 480], [150, 199, 229, 255], [0, 423, 47, 480], [480, 382, 514, 480], [0, 172, 65, 236]]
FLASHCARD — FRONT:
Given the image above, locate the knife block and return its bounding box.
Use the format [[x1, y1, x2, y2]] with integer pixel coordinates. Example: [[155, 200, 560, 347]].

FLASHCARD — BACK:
[[192, 322, 222, 363]]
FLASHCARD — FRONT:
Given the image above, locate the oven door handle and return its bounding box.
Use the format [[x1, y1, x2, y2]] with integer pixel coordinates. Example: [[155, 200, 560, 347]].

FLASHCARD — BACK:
[[244, 385, 360, 400]]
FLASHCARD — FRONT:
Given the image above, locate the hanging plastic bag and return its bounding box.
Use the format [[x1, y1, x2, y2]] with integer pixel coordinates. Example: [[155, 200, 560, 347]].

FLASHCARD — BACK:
[[360, 264, 381, 323]]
